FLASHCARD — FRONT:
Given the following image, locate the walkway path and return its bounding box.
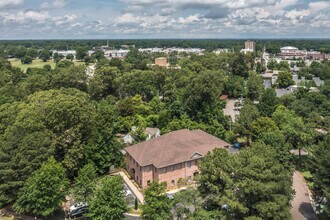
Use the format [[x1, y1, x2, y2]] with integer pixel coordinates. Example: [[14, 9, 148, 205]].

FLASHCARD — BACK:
[[291, 171, 317, 220], [118, 171, 144, 204]]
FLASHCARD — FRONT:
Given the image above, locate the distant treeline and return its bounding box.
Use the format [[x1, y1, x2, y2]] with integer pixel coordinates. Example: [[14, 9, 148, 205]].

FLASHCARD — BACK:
[[1, 39, 330, 54]]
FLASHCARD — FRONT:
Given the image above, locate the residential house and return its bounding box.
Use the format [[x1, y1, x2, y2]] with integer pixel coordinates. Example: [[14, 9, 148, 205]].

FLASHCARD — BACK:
[[122, 127, 160, 145]]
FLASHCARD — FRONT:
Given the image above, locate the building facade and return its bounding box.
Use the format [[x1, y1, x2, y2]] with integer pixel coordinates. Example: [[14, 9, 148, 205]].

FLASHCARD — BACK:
[[245, 40, 256, 52], [155, 57, 168, 67], [125, 129, 230, 189]]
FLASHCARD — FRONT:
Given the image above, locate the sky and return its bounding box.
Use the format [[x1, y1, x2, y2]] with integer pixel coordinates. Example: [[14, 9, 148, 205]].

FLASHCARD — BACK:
[[0, 0, 329, 39]]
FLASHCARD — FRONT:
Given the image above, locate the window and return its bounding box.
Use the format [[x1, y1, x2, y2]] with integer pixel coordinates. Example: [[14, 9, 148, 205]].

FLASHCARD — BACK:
[[155, 167, 157, 173], [140, 166, 142, 171], [170, 165, 174, 171], [178, 163, 182, 169], [145, 165, 151, 172], [187, 161, 191, 168], [147, 180, 151, 185], [162, 167, 167, 173], [171, 180, 175, 187]]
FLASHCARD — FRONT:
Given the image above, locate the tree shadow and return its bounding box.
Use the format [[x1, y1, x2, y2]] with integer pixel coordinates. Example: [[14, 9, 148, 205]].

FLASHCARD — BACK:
[[298, 202, 317, 220]]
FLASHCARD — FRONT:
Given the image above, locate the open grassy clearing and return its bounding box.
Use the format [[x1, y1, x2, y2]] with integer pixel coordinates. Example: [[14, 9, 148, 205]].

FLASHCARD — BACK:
[[9, 59, 85, 72]]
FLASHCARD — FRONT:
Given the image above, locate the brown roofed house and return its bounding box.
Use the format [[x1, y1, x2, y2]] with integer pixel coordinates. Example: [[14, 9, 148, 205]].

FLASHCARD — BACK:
[[125, 129, 230, 189]]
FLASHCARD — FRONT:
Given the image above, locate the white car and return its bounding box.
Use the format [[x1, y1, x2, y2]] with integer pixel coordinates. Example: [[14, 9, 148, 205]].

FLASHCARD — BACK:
[[69, 202, 88, 213]]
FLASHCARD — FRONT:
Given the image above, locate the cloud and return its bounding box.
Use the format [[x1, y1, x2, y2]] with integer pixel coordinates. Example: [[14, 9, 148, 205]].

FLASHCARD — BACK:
[[0, 10, 49, 24], [0, 0, 23, 9], [40, 0, 68, 9], [1, 0, 330, 39], [309, 1, 330, 12], [123, 0, 280, 10]]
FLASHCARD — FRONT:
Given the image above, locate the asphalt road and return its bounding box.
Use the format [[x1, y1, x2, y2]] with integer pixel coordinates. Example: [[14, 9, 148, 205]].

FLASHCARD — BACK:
[[291, 171, 317, 220]]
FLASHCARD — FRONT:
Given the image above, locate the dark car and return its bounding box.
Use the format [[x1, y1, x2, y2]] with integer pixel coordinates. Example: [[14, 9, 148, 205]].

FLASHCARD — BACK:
[[68, 205, 89, 219]]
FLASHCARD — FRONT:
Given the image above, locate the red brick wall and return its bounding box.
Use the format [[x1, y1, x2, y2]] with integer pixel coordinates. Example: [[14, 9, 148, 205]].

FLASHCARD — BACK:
[[126, 152, 202, 190], [126, 153, 143, 186]]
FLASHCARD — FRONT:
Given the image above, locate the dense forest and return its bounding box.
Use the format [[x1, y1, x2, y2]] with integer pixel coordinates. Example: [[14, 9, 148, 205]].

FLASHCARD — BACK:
[[1, 39, 330, 54], [0, 41, 329, 219]]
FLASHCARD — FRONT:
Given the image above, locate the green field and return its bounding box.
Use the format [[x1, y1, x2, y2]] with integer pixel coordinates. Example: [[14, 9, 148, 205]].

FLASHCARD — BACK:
[[9, 59, 85, 72]]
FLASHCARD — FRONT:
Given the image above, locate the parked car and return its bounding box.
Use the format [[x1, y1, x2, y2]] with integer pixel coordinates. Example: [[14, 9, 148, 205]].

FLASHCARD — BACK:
[[69, 202, 88, 212], [69, 205, 89, 219]]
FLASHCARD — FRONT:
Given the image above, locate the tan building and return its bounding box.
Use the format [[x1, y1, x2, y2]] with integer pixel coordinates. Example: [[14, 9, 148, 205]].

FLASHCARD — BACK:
[[125, 129, 230, 189], [245, 40, 256, 52], [155, 57, 168, 67]]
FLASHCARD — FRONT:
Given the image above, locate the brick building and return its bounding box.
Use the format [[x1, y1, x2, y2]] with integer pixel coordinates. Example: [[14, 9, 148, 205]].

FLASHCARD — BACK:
[[125, 129, 230, 189], [155, 57, 168, 67]]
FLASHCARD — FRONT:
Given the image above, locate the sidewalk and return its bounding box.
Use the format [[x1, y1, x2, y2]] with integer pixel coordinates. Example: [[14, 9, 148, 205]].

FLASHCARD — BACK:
[[118, 171, 144, 204]]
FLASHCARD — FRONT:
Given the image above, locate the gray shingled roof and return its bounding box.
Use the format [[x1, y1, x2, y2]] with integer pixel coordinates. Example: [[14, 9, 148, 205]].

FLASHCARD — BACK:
[[125, 129, 230, 168]]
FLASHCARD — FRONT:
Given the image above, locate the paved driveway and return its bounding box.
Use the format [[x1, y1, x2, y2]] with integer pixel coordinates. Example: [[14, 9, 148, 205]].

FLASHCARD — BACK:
[[223, 99, 240, 122], [291, 171, 317, 220]]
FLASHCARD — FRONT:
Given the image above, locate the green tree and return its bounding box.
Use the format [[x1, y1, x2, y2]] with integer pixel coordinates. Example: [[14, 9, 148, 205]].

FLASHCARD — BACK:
[[87, 176, 127, 220], [173, 187, 204, 219], [51, 65, 88, 92], [232, 53, 249, 78], [199, 144, 293, 219], [267, 59, 277, 70], [246, 72, 264, 101], [76, 47, 87, 61], [73, 164, 97, 203], [21, 55, 33, 64], [182, 71, 224, 121], [26, 48, 38, 59], [88, 65, 120, 100], [259, 131, 292, 169], [258, 88, 278, 117], [234, 101, 260, 145], [39, 50, 51, 62], [224, 75, 245, 98], [13, 157, 68, 217], [142, 181, 172, 220], [66, 53, 74, 61], [256, 62, 266, 74], [310, 135, 330, 217], [251, 117, 279, 140], [272, 105, 314, 156], [277, 71, 294, 88], [92, 51, 105, 61]]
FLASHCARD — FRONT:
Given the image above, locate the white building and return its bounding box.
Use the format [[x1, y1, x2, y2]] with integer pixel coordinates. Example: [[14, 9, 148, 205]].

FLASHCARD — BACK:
[[240, 48, 254, 54], [51, 50, 76, 58], [214, 49, 230, 54], [104, 49, 130, 59], [279, 46, 306, 59]]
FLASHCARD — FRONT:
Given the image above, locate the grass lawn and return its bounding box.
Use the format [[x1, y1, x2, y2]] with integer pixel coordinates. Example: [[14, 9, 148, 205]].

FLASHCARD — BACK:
[[9, 59, 85, 72], [301, 171, 314, 188]]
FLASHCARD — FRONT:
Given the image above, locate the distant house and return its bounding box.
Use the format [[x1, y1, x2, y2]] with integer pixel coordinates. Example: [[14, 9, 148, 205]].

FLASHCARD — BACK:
[[155, 57, 169, 67], [122, 127, 160, 145], [122, 133, 135, 145], [145, 127, 161, 140], [125, 129, 230, 189], [276, 85, 300, 97]]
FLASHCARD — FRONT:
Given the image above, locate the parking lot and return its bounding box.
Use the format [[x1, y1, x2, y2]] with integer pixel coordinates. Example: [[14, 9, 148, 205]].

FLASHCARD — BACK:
[[123, 183, 138, 207], [223, 99, 241, 122]]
